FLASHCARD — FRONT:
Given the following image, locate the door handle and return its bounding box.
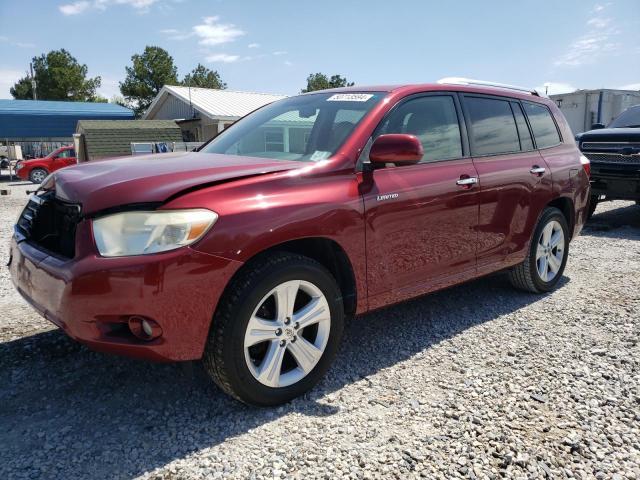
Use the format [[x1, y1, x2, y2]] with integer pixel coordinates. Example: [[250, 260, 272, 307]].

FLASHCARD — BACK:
[[530, 166, 546, 175], [456, 177, 478, 186]]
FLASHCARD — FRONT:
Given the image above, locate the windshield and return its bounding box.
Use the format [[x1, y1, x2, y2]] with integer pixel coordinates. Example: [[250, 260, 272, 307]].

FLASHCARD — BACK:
[[201, 92, 384, 161], [608, 105, 640, 128]]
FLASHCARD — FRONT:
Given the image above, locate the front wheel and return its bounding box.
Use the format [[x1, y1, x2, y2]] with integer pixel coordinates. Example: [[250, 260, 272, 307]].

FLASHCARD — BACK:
[[509, 207, 569, 293], [203, 252, 344, 406], [29, 168, 48, 184]]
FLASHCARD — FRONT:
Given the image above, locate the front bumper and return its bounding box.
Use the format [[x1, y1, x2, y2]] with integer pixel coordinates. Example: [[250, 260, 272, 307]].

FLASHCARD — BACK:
[[9, 230, 242, 362], [589, 163, 640, 200]]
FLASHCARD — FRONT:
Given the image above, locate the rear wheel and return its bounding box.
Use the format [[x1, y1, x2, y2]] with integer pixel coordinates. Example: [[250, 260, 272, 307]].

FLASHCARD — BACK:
[[29, 168, 48, 184], [203, 252, 344, 406], [509, 207, 569, 293]]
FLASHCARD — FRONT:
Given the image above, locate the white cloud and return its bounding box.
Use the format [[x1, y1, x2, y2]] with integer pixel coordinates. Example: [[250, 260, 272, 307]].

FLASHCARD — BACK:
[[0, 36, 34, 48], [164, 16, 245, 46], [59, 1, 90, 15], [535, 82, 577, 95], [554, 5, 620, 67], [586, 17, 610, 28], [0, 69, 25, 99], [284, 60, 293, 67], [248, 43, 260, 49], [205, 53, 241, 63], [619, 83, 640, 90], [59, 0, 160, 15], [194, 16, 245, 46], [97, 76, 121, 99], [272, 51, 287, 56]]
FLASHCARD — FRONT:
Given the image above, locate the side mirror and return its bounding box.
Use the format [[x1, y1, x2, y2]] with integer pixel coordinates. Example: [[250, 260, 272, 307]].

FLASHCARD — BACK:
[[369, 134, 423, 166], [591, 123, 605, 130]]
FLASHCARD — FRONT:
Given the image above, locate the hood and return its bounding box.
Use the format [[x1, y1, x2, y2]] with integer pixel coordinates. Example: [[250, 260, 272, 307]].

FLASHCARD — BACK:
[[577, 127, 640, 143], [52, 152, 304, 215]]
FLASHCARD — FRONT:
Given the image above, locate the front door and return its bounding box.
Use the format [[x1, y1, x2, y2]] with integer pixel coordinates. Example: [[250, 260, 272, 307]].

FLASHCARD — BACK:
[[362, 94, 480, 309]]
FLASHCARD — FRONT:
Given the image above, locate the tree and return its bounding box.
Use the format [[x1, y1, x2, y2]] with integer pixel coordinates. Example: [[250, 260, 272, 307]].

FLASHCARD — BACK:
[[119, 46, 179, 116], [182, 64, 226, 89], [10, 49, 101, 101], [301, 73, 354, 93]]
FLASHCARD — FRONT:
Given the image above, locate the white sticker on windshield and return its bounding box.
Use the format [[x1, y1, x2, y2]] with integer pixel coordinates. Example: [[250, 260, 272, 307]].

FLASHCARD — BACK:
[[326, 93, 374, 102], [310, 151, 331, 161]]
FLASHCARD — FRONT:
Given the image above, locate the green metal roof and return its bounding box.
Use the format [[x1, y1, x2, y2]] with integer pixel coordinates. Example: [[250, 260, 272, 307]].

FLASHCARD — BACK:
[[77, 120, 183, 159]]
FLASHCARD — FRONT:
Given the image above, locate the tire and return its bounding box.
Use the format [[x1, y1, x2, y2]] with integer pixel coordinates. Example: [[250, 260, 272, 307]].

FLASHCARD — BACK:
[[0, 157, 8, 169], [202, 252, 344, 406], [29, 168, 48, 184], [509, 207, 569, 293], [586, 195, 599, 221]]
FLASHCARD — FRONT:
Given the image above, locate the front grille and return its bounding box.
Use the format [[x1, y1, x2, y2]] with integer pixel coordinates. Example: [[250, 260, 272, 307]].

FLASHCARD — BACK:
[[583, 152, 640, 165], [582, 142, 640, 151], [15, 191, 82, 259]]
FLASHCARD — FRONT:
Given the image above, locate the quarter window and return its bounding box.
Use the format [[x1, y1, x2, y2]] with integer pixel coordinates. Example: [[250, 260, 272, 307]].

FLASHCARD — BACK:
[[466, 97, 520, 155], [376, 96, 462, 163], [523, 102, 561, 148]]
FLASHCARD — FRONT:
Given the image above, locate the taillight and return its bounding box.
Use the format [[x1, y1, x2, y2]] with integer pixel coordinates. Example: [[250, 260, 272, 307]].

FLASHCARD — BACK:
[[580, 155, 591, 178]]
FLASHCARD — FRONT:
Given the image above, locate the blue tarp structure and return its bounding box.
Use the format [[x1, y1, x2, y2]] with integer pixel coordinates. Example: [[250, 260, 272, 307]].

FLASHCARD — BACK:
[[0, 99, 134, 139]]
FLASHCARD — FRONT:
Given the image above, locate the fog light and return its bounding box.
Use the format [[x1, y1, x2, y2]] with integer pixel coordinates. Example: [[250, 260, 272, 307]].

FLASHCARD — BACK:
[[142, 319, 153, 337], [128, 316, 162, 341]]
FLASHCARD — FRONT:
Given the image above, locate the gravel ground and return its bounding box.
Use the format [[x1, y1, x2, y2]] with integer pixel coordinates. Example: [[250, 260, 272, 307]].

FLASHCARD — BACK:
[[1, 175, 639, 480]]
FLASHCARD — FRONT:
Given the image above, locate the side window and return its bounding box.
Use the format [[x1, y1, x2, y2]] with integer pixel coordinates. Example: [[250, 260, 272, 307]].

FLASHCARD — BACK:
[[511, 102, 534, 151], [465, 96, 520, 155], [57, 149, 70, 158], [522, 102, 561, 148], [70, 149, 76, 157], [376, 95, 462, 163]]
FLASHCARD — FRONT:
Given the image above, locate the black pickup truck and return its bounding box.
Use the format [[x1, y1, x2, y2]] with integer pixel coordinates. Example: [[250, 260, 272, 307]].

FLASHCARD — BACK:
[[576, 104, 640, 218]]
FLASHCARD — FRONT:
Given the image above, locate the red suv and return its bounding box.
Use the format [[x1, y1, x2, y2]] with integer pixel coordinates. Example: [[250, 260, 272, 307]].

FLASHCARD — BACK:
[[9, 80, 590, 405], [16, 145, 76, 183]]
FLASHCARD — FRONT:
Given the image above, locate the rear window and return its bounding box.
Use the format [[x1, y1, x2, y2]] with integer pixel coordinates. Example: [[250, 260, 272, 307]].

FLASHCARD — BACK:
[[466, 97, 520, 155], [523, 102, 561, 148]]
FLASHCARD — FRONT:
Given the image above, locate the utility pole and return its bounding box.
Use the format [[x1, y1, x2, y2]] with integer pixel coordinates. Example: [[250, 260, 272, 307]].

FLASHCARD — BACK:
[[30, 63, 37, 100]]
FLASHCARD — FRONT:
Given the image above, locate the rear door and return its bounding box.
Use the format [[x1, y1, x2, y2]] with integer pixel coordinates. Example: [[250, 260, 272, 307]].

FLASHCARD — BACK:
[[460, 94, 553, 272], [362, 93, 480, 309]]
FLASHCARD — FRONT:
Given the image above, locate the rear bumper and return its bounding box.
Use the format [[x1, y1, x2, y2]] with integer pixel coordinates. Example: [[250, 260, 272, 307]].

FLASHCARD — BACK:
[[9, 235, 242, 362]]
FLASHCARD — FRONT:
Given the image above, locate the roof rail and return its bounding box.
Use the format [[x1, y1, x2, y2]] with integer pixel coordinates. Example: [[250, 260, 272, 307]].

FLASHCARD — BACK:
[[437, 77, 544, 97]]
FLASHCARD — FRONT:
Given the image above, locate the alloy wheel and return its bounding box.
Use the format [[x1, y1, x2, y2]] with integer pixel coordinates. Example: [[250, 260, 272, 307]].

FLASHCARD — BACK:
[[244, 280, 331, 388], [535, 220, 565, 282], [31, 170, 47, 183]]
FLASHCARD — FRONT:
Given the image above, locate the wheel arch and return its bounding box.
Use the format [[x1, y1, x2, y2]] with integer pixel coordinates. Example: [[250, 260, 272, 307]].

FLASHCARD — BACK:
[[222, 237, 358, 318], [547, 196, 575, 239]]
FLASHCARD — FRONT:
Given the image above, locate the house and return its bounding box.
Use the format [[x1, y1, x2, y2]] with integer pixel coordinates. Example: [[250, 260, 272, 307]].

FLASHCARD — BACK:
[[550, 89, 640, 134], [0, 99, 134, 158], [74, 120, 183, 162], [142, 85, 287, 142]]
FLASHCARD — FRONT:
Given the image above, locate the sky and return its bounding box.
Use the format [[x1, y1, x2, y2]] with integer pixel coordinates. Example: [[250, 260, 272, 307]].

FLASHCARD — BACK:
[[0, 0, 639, 101]]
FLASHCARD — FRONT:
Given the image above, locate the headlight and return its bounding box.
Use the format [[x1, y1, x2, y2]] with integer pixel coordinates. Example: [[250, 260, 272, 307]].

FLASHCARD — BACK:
[[92, 209, 218, 257]]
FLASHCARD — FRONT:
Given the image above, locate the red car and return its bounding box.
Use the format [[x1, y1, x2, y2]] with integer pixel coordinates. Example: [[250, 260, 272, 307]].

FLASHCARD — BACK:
[[10, 80, 590, 405], [16, 145, 77, 183]]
